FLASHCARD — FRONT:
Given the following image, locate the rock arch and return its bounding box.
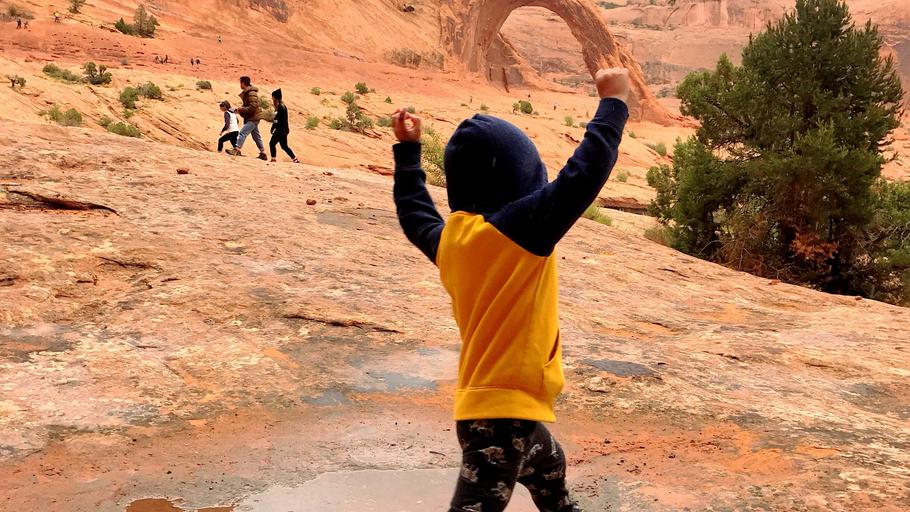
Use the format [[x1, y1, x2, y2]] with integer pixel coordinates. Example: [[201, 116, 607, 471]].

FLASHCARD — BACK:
[[439, 0, 676, 124]]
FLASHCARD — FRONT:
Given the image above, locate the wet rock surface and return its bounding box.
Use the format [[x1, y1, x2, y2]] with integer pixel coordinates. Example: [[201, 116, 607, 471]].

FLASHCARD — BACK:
[[1, 121, 909, 511]]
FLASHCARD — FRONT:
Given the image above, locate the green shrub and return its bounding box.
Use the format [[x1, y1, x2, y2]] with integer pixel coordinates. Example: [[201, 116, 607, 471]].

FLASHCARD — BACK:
[[512, 100, 533, 115], [564, 116, 574, 127], [114, 5, 158, 37], [614, 170, 630, 183], [138, 81, 163, 100], [119, 86, 139, 109], [355, 82, 369, 95], [479, 104, 489, 112], [123, 108, 135, 119], [69, 0, 85, 14], [107, 121, 141, 137], [259, 96, 271, 110], [627, 130, 637, 139], [582, 205, 612, 226], [384, 96, 393, 104], [98, 115, 113, 128], [310, 87, 321, 95], [579, 122, 588, 129], [328, 118, 348, 131], [646, 142, 667, 157], [83, 62, 113, 85], [406, 106, 416, 114], [597, 1, 622, 9], [648, 0, 906, 303], [42, 63, 81, 83], [41, 105, 83, 127], [306, 116, 320, 130], [341, 91, 356, 105], [114, 18, 134, 35], [421, 127, 446, 187], [345, 102, 372, 132], [377, 116, 393, 128], [389, 48, 444, 70], [196, 80, 212, 90]]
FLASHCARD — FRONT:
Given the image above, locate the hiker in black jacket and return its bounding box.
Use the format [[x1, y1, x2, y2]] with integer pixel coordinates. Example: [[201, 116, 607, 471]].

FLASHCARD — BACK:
[[269, 89, 300, 163]]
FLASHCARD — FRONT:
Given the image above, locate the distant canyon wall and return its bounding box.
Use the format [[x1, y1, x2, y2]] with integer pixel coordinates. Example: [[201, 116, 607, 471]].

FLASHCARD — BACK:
[[631, 0, 786, 30]]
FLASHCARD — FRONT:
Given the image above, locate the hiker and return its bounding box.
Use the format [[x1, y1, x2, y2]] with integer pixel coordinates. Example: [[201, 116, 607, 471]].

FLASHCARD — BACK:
[[216, 101, 239, 153], [16, 17, 21, 29], [23, 19, 28, 29], [163, 55, 168, 64], [269, 89, 300, 163], [54, 12, 60, 23], [390, 67, 630, 512], [154, 56, 160, 64], [227, 76, 267, 160]]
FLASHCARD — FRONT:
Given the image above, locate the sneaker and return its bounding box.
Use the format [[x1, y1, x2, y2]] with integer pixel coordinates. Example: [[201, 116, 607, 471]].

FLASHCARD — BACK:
[[270, 158, 277, 163], [292, 158, 301, 164], [258, 153, 268, 161], [226, 148, 241, 156]]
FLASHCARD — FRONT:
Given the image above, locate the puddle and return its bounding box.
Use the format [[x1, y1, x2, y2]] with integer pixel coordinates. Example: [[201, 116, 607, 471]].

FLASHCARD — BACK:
[[125, 498, 233, 512], [583, 359, 657, 377], [235, 468, 537, 512]]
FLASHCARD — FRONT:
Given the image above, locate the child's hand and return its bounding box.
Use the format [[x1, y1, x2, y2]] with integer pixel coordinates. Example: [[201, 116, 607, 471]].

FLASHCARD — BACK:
[[595, 68, 630, 104], [392, 108, 421, 143]]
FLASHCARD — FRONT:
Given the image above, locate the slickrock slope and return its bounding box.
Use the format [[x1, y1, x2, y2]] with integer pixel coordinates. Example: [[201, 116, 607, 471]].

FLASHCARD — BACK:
[[1, 121, 909, 511]]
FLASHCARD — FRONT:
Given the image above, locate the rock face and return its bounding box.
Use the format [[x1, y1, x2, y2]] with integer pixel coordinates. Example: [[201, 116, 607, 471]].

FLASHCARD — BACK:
[[438, 0, 676, 124], [631, 0, 785, 30]]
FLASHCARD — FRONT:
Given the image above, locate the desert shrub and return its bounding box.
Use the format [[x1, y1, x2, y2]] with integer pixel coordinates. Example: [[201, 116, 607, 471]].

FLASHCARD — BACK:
[[98, 115, 113, 128], [137, 81, 163, 100], [579, 122, 588, 129], [582, 205, 612, 226], [564, 116, 574, 127], [115, 5, 158, 37], [114, 18, 134, 35], [341, 91, 356, 105], [479, 104, 489, 112], [355, 82, 369, 95], [41, 105, 83, 127], [384, 96, 392, 104], [69, 0, 85, 14], [7, 75, 26, 88], [306, 115, 319, 130], [42, 63, 81, 83], [627, 131, 637, 139], [6, 4, 34, 19], [406, 106, 416, 114], [614, 170, 630, 183], [512, 100, 533, 115], [310, 87, 321, 95], [328, 118, 348, 131], [597, 1, 622, 8], [646, 142, 667, 157], [648, 0, 906, 303], [83, 62, 113, 85], [196, 80, 212, 90], [119, 86, 140, 109], [120, 58, 129, 66], [421, 127, 446, 187], [644, 226, 673, 247], [123, 108, 135, 119], [107, 121, 141, 137], [389, 49, 444, 70], [345, 102, 372, 132], [377, 116, 393, 128], [259, 96, 271, 110]]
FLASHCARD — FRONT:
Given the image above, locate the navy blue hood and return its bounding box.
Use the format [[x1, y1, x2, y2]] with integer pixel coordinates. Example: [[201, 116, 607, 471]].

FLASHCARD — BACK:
[[444, 115, 548, 214]]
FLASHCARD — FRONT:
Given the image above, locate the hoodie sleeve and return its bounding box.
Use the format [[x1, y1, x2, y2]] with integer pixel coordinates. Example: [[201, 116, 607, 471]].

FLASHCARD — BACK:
[[488, 98, 628, 257], [222, 111, 231, 133], [392, 142, 445, 264]]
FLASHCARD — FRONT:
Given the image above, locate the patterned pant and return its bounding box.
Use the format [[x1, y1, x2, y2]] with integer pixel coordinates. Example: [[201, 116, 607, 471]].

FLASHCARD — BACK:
[[449, 419, 582, 512]]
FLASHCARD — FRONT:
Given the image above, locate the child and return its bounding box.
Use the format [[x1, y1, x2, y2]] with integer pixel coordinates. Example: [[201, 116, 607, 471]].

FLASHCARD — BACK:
[[391, 68, 630, 512], [216, 101, 239, 153], [269, 88, 300, 163]]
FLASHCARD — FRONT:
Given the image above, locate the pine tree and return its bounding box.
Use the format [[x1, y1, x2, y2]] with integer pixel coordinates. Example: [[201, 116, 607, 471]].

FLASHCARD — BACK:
[[647, 0, 905, 300]]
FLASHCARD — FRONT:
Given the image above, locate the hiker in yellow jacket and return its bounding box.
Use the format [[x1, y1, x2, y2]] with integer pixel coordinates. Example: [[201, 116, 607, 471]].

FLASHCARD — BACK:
[[391, 68, 630, 511]]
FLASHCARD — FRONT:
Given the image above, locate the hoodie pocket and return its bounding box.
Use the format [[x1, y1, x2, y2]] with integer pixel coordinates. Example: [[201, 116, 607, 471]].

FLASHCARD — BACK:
[[541, 333, 565, 398]]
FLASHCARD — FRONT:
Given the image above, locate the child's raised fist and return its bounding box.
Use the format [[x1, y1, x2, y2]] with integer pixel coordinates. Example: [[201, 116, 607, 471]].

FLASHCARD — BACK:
[[595, 68, 630, 104], [393, 108, 422, 143]]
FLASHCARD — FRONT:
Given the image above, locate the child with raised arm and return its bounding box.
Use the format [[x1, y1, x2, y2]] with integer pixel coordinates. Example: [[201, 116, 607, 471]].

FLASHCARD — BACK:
[[391, 68, 630, 512]]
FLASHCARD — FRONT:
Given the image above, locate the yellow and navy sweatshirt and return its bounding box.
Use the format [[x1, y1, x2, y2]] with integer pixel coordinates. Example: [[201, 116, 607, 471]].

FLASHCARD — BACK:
[[392, 98, 628, 422]]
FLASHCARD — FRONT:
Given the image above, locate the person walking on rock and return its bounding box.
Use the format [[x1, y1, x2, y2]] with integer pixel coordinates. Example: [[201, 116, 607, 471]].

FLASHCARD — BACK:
[[216, 101, 239, 153], [269, 89, 300, 163], [391, 67, 631, 512], [227, 76, 267, 160], [16, 17, 22, 29]]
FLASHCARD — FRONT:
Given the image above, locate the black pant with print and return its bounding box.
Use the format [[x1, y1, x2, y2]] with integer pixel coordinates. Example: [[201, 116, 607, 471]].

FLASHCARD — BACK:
[[449, 419, 582, 512]]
